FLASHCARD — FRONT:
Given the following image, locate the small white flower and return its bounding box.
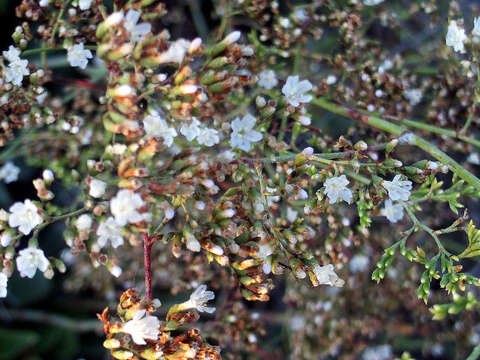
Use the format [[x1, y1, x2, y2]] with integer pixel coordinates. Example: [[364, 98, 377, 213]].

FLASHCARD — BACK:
[[349, 254, 369, 272], [180, 118, 201, 141], [156, 39, 190, 64], [124, 9, 152, 42], [183, 284, 216, 313], [0, 273, 7, 297], [258, 69, 278, 90], [185, 232, 201, 252], [42, 169, 54, 182], [89, 179, 107, 198], [293, 8, 308, 22], [364, 0, 384, 5], [282, 75, 313, 107], [16, 247, 50, 278], [380, 200, 404, 223], [256, 243, 273, 274], [110, 190, 145, 226], [323, 175, 353, 204], [382, 175, 412, 201], [96, 217, 124, 248], [286, 206, 298, 222], [143, 112, 177, 147], [474, 17, 480, 37], [467, 153, 480, 165], [326, 75, 337, 85], [67, 43, 93, 69], [0, 233, 12, 247], [230, 113, 263, 152], [0, 162, 20, 183], [9, 199, 42, 235], [404, 88, 423, 106], [446, 20, 467, 53], [39, 0, 49, 6], [105, 12, 124, 27], [123, 309, 160, 345], [223, 31, 241, 45], [197, 128, 220, 147], [5, 59, 30, 86], [78, 0, 93, 10], [76, 214, 92, 231], [312, 264, 344, 287], [3, 45, 20, 62], [362, 345, 392, 360]]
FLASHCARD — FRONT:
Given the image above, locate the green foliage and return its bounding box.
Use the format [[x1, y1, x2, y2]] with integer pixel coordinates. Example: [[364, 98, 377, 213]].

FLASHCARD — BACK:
[[459, 221, 480, 258]]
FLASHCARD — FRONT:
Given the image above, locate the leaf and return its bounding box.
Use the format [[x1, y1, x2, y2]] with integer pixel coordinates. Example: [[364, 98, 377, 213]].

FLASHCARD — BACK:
[[459, 221, 480, 258]]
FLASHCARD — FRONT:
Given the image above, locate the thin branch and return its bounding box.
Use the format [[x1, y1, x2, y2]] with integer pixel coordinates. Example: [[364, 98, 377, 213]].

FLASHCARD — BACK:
[[311, 97, 480, 191]]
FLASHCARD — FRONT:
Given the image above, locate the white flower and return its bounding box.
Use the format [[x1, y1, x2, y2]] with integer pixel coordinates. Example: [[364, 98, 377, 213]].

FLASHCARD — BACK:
[[5, 58, 29, 86], [197, 128, 220, 147], [180, 118, 201, 141], [143, 112, 177, 147], [381, 200, 404, 223], [122, 309, 160, 345], [185, 232, 201, 252], [67, 43, 93, 69], [16, 247, 50, 278], [474, 17, 480, 37], [446, 20, 467, 53], [323, 175, 353, 204], [96, 217, 124, 248], [223, 31, 241, 45], [0, 273, 7, 297], [312, 264, 344, 287], [467, 153, 480, 165], [364, 0, 384, 5], [326, 75, 337, 85], [105, 12, 124, 27], [282, 75, 313, 107], [349, 254, 369, 273], [0, 162, 20, 183], [286, 206, 298, 222], [124, 9, 152, 42], [3, 45, 20, 62], [39, 0, 49, 6], [42, 169, 54, 182], [230, 114, 263, 152], [258, 69, 278, 90], [382, 175, 412, 201], [110, 190, 145, 226], [362, 345, 392, 360], [8, 199, 42, 235], [404, 88, 423, 105], [78, 0, 92, 10], [156, 39, 190, 64], [76, 214, 92, 231], [256, 243, 273, 274], [89, 179, 107, 198], [293, 8, 308, 22], [1, 233, 12, 247], [183, 284, 216, 313]]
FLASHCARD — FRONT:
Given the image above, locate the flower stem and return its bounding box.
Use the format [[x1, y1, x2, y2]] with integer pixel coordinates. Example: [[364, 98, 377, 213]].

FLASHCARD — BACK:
[[312, 97, 480, 191], [143, 232, 152, 300]]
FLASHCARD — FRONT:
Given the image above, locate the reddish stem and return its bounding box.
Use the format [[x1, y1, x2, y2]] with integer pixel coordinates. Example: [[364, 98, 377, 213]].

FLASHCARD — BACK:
[[143, 232, 152, 300]]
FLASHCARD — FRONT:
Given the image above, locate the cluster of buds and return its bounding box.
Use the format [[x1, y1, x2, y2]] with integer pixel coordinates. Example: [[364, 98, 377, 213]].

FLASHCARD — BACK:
[[99, 287, 220, 360]]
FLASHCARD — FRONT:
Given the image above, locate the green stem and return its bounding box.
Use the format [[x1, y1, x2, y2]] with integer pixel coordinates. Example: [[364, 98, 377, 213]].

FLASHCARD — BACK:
[[22, 45, 97, 57], [467, 345, 480, 360], [403, 204, 452, 256], [311, 98, 480, 192], [401, 118, 480, 148]]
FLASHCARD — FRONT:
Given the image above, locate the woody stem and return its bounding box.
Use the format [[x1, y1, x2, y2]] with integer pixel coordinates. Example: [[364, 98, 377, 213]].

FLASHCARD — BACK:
[[143, 232, 152, 300]]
